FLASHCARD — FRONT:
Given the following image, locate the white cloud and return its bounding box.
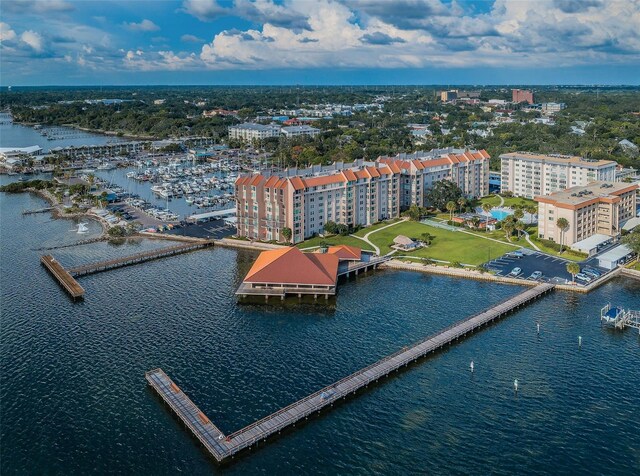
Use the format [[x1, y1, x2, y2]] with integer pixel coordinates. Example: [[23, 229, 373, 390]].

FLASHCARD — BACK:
[[3, 0, 74, 14], [124, 48, 200, 71], [192, 0, 640, 71], [182, 0, 227, 21], [0, 22, 17, 42], [124, 19, 160, 32], [20, 30, 43, 52], [181, 34, 205, 43]]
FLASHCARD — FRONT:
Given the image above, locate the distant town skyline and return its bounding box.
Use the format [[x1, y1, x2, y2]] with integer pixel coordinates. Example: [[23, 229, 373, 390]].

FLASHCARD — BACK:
[[1, 0, 639, 86]]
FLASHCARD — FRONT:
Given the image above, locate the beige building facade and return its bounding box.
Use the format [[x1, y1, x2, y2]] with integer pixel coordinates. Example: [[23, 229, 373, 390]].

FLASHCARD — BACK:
[[500, 152, 617, 199], [536, 182, 638, 246], [235, 149, 490, 243]]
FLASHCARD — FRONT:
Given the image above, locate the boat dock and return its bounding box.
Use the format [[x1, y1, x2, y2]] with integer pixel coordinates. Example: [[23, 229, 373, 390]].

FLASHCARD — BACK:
[[601, 303, 640, 333], [337, 255, 389, 278], [147, 283, 555, 464], [42, 241, 213, 297], [40, 255, 85, 300], [22, 207, 54, 215], [66, 241, 213, 277]]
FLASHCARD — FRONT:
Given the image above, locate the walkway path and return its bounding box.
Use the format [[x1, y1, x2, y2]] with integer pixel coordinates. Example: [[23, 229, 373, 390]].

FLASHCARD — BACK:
[[350, 218, 407, 256], [497, 194, 505, 208], [522, 230, 541, 251]]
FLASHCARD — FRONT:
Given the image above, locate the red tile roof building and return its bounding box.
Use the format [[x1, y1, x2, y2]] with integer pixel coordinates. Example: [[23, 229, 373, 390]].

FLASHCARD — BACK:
[[235, 148, 490, 243]]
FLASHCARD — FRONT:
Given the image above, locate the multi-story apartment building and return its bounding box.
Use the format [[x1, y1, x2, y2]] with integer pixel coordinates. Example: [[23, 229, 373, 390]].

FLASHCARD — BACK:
[[512, 89, 534, 104], [536, 181, 638, 246], [235, 148, 490, 243], [281, 125, 320, 138], [228, 123, 281, 142], [500, 152, 617, 199]]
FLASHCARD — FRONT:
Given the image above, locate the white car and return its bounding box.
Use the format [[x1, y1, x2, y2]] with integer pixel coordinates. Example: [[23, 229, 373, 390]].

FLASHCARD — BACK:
[[529, 271, 543, 280], [509, 267, 522, 277]]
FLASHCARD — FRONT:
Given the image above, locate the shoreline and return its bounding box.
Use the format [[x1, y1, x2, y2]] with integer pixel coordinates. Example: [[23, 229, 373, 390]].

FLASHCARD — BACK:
[[10, 117, 157, 141]]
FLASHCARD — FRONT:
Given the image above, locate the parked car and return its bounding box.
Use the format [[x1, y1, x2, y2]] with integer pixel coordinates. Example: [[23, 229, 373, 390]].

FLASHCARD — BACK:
[[582, 268, 601, 279], [509, 267, 522, 277], [575, 273, 592, 283], [582, 266, 602, 279], [529, 271, 543, 280], [507, 250, 524, 259]]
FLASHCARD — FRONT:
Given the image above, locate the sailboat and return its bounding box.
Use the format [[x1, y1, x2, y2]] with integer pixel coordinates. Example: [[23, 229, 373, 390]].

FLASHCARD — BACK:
[[77, 222, 89, 234]]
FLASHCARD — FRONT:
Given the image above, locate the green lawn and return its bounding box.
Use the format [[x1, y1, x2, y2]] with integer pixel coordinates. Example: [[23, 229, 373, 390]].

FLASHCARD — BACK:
[[352, 218, 400, 237], [477, 194, 537, 209], [368, 221, 515, 265], [296, 234, 375, 252]]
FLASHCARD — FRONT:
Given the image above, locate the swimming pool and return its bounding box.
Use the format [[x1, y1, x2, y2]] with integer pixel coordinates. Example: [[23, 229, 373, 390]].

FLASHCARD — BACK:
[[491, 209, 512, 220]]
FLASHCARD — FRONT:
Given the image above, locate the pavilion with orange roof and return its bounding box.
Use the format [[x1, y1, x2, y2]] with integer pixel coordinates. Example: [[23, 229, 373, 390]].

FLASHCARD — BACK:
[[236, 244, 382, 300]]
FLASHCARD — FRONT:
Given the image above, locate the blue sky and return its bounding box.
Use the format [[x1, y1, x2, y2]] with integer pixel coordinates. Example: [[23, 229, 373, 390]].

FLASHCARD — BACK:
[[1, 0, 639, 86]]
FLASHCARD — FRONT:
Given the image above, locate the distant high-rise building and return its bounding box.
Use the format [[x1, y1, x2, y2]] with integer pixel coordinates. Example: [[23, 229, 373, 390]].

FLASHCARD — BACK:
[[512, 89, 534, 104], [440, 90, 458, 102]]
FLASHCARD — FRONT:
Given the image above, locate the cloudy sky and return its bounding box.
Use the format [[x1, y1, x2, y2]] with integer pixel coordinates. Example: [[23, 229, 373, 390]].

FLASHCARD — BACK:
[[1, 0, 639, 85]]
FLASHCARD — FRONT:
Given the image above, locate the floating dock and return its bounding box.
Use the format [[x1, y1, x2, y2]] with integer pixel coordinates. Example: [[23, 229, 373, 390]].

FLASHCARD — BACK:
[[147, 283, 555, 463], [66, 241, 213, 277], [40, 255, 84, 300]]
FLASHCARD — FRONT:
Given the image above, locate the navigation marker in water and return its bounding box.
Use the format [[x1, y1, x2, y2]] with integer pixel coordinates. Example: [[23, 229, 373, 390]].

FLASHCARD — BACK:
[[537, 322, 540, 334], [470, 360, 474, 373], [514, 379, 519, 393], [578, 336, 582, 348]]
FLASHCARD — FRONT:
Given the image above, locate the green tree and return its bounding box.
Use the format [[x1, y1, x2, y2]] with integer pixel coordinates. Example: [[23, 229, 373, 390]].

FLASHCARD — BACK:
[[556, 218, 570, 252], [420, 232, 434, 245], [281, 227, 292, 243], [482, 202, 492, 232], [513, 207, 524, 222], [621, 228, 640, 255], [425, 180, 464, 210], [525, 204, 537, 224], [515, 221, 525, 239], [567, 262, 581, 282], [503, 221, 515, 242], [323, 221, 338, 235], [446, 201, 456, 222], [457, 197, 466, 213]]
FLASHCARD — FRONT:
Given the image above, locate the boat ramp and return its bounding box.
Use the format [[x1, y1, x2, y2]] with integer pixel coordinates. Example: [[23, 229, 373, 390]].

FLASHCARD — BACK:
[[147, 283, 555, 464]]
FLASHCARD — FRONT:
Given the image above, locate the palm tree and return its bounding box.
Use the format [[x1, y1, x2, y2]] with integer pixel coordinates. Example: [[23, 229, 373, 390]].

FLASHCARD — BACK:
[[515, 221, 525, 239], [513, 207, 524, 222], [567, 262, 580, 283], [446, 201, 456, 222], [281, 227, 292, 244], [482, 203, 492, 232], [457, 197, 466, 213], [503, 222, 515, 242], [556, 218, 570, 252], [525, 204, 537, 224]]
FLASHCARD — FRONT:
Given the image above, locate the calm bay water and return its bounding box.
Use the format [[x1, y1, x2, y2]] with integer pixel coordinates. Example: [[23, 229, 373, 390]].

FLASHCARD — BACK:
[[0, 113, 123, 152], [1, 183, 639, 474]]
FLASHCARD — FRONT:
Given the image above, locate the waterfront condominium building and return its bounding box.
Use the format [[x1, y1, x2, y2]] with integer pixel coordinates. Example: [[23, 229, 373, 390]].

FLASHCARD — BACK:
[[500, 152, 618, 199], [535, 181, 638, 246], [235, 148, 490, 243], [228, 123, 282, 142]]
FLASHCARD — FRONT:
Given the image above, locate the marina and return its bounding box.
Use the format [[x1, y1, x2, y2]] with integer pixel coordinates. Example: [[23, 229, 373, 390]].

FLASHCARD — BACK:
[[148, 283, 555, 464], [600, 303, 640, 333]]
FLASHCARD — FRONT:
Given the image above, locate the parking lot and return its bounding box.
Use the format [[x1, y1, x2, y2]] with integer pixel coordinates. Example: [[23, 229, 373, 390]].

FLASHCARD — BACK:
[[164, 218, 236, 240], [485, 249, 609, 285]]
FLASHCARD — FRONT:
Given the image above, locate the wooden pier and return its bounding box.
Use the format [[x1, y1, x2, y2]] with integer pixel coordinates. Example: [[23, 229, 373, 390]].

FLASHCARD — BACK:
[[337, 255, 389, 278], [66, 241, 213, 277], [147, 283, 554, 464], [40, 255, 84, 300]]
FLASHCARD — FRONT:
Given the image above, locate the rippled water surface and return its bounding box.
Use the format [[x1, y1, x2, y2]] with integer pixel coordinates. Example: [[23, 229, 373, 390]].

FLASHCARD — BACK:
[[1, 189, 639, 475]]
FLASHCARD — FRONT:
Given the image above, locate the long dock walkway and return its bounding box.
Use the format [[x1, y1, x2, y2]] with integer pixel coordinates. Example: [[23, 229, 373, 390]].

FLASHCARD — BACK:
[[41, 255, 84, 299], [147, 283, 554, 463], [67, 241, 213, 277]]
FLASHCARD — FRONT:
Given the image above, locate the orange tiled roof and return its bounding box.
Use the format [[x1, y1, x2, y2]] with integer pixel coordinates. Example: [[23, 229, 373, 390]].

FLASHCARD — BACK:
[[327, 244, 362, 261], [264, 175, 280, 187], [303, 174, 346, 188], [243, 247, 338, 286], [289, 176, 306, 191]]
